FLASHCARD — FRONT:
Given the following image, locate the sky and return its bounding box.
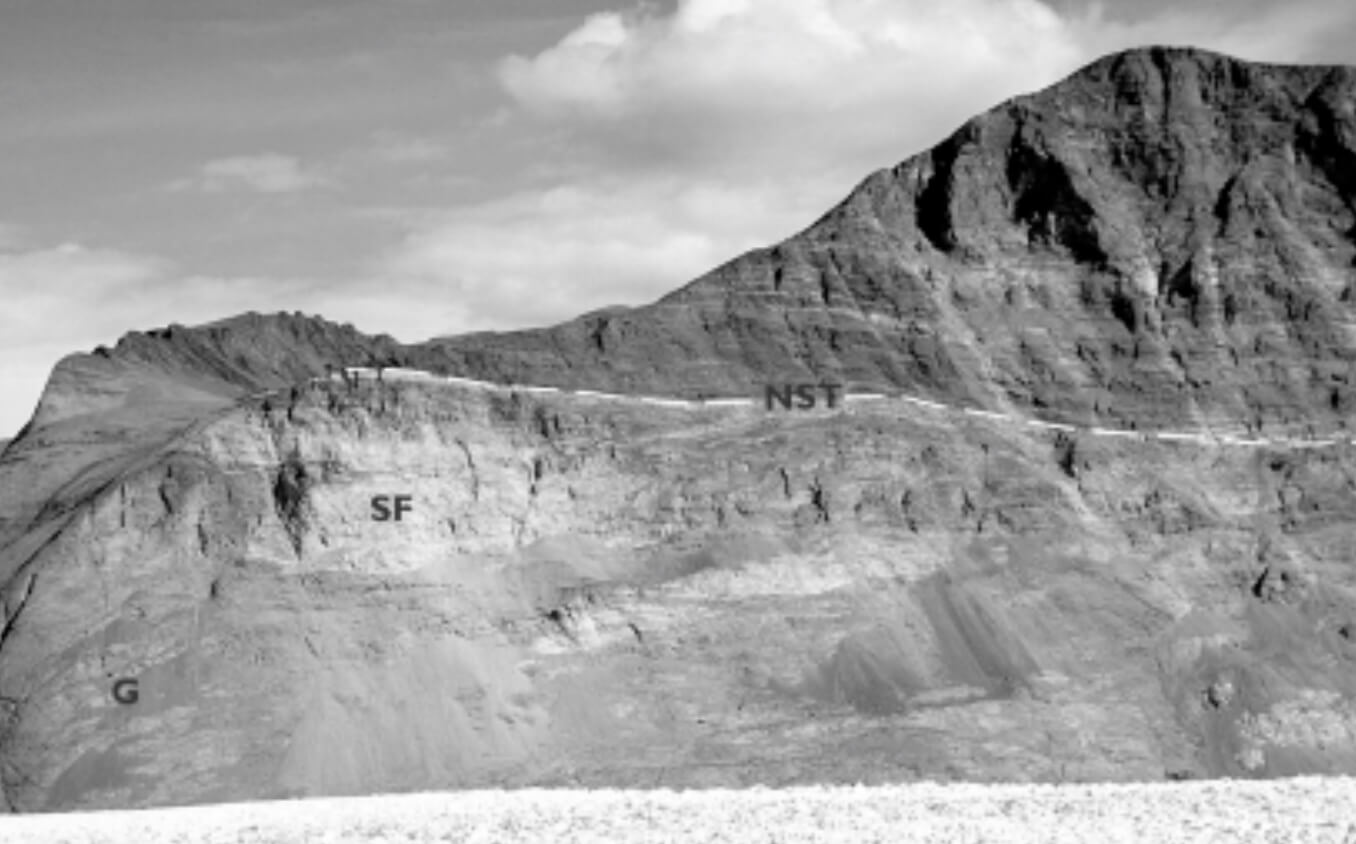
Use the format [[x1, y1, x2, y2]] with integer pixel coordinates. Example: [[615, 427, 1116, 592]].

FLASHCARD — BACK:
[[2, 0, 1355, 438]]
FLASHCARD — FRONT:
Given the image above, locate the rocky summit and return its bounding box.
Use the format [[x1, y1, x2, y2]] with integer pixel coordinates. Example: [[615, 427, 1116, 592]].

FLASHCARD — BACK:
[[3, 46, 1356, 812]]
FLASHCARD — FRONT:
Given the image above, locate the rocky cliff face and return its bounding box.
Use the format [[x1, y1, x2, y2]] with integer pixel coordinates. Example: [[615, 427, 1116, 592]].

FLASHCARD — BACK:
[[0, 312, 401, 581], [418, 47, 1356, 435], [28, 310, 402, 431], [3, 46, 1356, 812]]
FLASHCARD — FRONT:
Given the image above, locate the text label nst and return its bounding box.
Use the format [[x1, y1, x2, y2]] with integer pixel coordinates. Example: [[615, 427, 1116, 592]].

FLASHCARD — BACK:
[[764, 383, 843, 411]]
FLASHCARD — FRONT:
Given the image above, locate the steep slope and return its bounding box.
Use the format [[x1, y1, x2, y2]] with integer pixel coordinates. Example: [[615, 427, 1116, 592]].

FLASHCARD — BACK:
[[0, 312, 400, 576], [27, 311, 402, 432], [2, 46, 1356, 812], [4, 374, 1356, 812], [416, 47, 1356, 434]]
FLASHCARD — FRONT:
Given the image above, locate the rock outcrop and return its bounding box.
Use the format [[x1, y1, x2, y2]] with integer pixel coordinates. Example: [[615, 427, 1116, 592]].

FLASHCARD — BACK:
[[2, 46, 1356, 812], [414, 47, 1356, 436]]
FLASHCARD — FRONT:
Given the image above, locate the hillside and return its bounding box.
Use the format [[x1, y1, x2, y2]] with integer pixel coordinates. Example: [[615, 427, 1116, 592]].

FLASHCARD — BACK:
[[2, 46, 1356, 812], [416, 46, 1356, 435], [22, 50, 1356, 437]]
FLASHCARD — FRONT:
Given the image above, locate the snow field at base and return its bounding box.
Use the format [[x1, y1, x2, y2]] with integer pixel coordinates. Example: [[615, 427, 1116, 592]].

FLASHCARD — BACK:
[[5, 779, 1356, 844], [325, 367, 1355, 452]]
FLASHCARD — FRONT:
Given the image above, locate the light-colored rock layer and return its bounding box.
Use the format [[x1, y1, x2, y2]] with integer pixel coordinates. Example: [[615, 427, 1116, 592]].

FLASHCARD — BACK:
[[3, 374, 1356, 811]]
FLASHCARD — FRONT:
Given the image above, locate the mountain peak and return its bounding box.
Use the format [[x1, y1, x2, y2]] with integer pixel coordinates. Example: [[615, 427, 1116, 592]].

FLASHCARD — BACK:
[[26, 312, 403, 431], [14, 49, 1356, 436]]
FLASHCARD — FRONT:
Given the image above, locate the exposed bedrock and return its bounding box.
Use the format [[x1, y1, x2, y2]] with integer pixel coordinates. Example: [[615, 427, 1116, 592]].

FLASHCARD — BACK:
[[2, 46, 1356, 811], [3, 376, 1356, 809]]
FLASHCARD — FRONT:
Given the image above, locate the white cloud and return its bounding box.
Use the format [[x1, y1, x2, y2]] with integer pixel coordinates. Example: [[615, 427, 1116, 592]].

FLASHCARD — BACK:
[[0, 243, 170, 345], [497, 0, 1086, 179], [373, 0, 1354, 345], [495, 0, 1356, 190], [171, 153, 331, 194], [499, 0, 1354, 146], [11, 0, 1350, 439], [0, 243, 303, 437], [377, 174, 836, 331], [1065, 0, 1356, 65], [0, 237, 476, 437], [0, 243, 167, 436], [379, 0, 1094, 336]]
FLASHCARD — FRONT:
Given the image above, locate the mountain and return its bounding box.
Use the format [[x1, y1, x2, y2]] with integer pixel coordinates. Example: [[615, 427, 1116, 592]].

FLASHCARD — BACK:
[[3, 46, 1356, 812], [0, 313, 402, 590], [413, 46, 1356, 434]]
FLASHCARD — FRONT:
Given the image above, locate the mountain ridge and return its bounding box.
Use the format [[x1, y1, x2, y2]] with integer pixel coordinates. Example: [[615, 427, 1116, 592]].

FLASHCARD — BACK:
[[4, 45, 1356, 811], [19, 45, 1354, 447]]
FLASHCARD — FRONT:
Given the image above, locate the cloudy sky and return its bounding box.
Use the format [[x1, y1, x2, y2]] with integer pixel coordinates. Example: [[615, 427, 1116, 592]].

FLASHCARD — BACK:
[[2, 0, 1355, 437]]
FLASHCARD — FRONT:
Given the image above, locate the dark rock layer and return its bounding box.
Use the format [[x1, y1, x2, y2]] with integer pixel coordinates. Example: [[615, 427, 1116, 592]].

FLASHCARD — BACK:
[[414, 47, 1356, 433], [22, 48, 1356, 443]]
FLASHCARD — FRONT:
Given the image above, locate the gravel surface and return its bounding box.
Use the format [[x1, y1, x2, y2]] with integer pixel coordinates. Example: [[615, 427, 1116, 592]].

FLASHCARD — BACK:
[[3, 779, 1355, 843]]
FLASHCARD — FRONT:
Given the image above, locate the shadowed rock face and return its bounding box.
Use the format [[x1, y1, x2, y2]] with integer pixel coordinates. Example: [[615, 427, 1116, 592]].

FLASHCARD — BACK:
[[32, 51, 1355, 433], [3, 46, 1356, 812], [413, 47, 1356, 434]]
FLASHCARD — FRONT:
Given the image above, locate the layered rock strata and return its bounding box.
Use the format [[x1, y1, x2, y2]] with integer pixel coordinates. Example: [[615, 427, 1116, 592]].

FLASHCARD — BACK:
[[3, 46, 1356, 811]]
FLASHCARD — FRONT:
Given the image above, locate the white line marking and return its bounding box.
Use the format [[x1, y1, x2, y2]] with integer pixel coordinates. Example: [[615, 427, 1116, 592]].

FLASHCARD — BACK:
[[1151, 432, 1206, 442], [1093, 429, 1142, 439], [385, 368, 433, 379], [900, 396, 947, 410], [325, 364, 1348, 451]]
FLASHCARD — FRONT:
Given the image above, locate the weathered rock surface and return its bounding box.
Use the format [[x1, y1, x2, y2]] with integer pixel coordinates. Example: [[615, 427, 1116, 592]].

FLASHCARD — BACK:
[[2, 46, 1356, 812], [415, 47, 1356, 436]]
